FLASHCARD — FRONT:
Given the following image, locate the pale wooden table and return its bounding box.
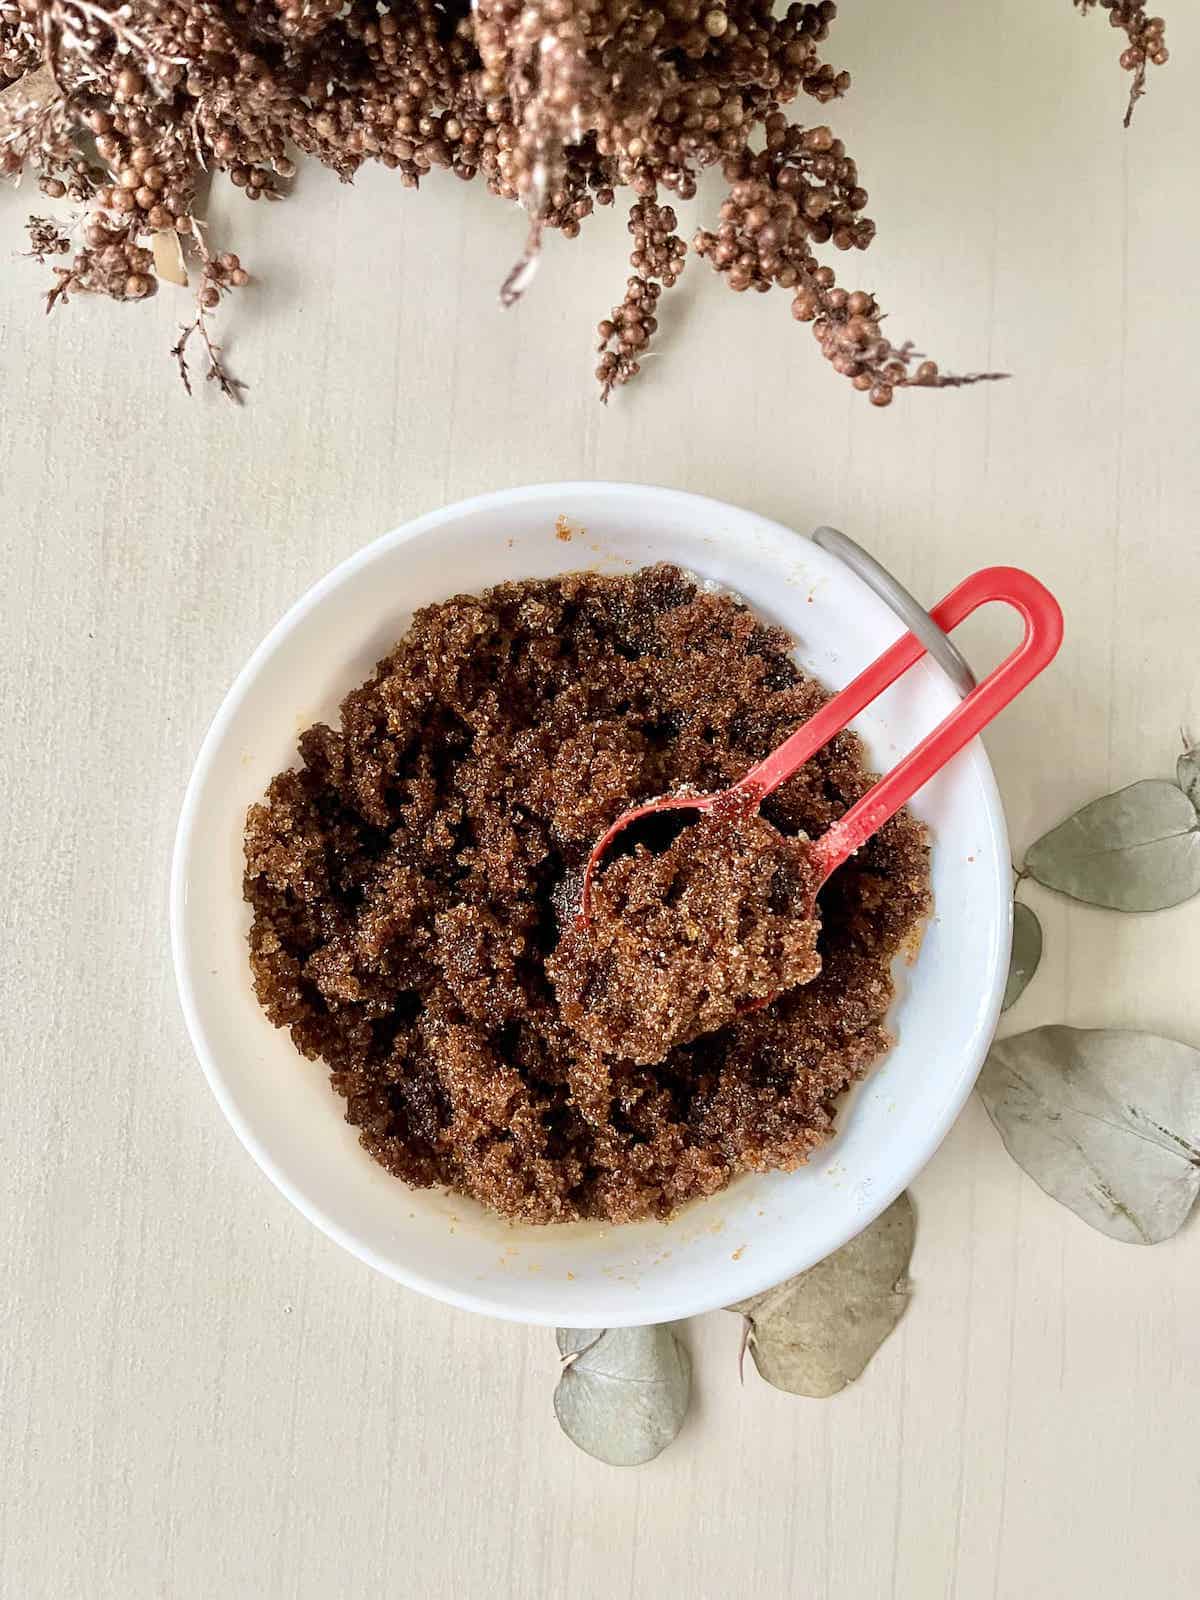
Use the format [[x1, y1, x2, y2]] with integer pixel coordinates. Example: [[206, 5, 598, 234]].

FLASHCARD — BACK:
[[3, 5, 1199, 1597]]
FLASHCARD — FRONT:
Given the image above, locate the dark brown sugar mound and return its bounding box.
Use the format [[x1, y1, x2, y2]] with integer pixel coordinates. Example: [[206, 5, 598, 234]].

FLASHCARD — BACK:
[[243, 565, 931, 1225], [549, 810, 823, 1067]]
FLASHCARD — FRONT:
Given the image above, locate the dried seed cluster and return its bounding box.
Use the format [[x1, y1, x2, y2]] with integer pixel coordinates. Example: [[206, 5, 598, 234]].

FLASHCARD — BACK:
[[0, 0, 1168, 404], [1074, 1, 1168, 126]]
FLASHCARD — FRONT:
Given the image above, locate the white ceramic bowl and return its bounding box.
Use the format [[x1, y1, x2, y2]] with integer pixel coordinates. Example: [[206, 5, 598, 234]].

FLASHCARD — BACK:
[[172, 482, 1010, 1327]]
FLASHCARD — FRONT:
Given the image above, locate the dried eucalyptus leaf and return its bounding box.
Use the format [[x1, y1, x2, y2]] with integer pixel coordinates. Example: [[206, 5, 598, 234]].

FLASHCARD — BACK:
[[1003, 901, 1042, 1011], [728, 1192, 914, 1397], [554, 1326, 690, 1466], [1178, 738, 1200, 810], [1024, 779, 1200, 912], [979, 1026, 1200, 1244]]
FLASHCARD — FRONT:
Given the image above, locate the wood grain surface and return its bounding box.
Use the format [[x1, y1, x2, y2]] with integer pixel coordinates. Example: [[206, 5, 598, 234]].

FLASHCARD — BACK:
[[2, 4, 1199, 1596]]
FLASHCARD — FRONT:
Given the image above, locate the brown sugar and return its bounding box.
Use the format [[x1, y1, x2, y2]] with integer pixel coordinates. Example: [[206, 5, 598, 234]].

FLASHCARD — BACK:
[[549, 810, 823, 1066], [243, 566, 930, 1225]]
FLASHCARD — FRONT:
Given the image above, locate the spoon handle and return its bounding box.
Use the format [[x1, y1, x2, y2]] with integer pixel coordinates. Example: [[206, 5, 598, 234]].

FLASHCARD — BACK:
[[738, 567, 1063, 880]]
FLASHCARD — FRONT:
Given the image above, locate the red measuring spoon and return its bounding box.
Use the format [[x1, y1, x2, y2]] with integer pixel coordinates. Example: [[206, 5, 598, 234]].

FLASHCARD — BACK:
[[579, 566, 1063, 921]]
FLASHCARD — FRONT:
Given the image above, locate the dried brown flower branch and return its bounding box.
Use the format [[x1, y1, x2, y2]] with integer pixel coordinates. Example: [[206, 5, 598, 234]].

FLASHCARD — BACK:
[[0, 0, 1170, 404], [1074, 0, 1168, 126]]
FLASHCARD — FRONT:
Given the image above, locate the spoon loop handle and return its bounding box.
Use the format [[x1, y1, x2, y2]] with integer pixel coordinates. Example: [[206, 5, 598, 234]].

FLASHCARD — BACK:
[[739, 567, 1063, 881]]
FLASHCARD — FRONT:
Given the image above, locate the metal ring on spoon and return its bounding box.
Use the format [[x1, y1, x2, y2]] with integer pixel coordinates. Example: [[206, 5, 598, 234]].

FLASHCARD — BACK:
[[811, 525, 977, 700]]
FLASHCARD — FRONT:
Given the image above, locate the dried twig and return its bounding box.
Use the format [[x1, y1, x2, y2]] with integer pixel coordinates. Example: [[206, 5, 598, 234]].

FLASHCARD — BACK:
[[171, 313, 245, 402], [44, 263, 76, 310]]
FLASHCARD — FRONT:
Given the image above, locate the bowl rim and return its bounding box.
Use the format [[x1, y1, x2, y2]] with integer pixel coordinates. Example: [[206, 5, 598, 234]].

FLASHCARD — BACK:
[[171, 480, 1011, 1324]]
